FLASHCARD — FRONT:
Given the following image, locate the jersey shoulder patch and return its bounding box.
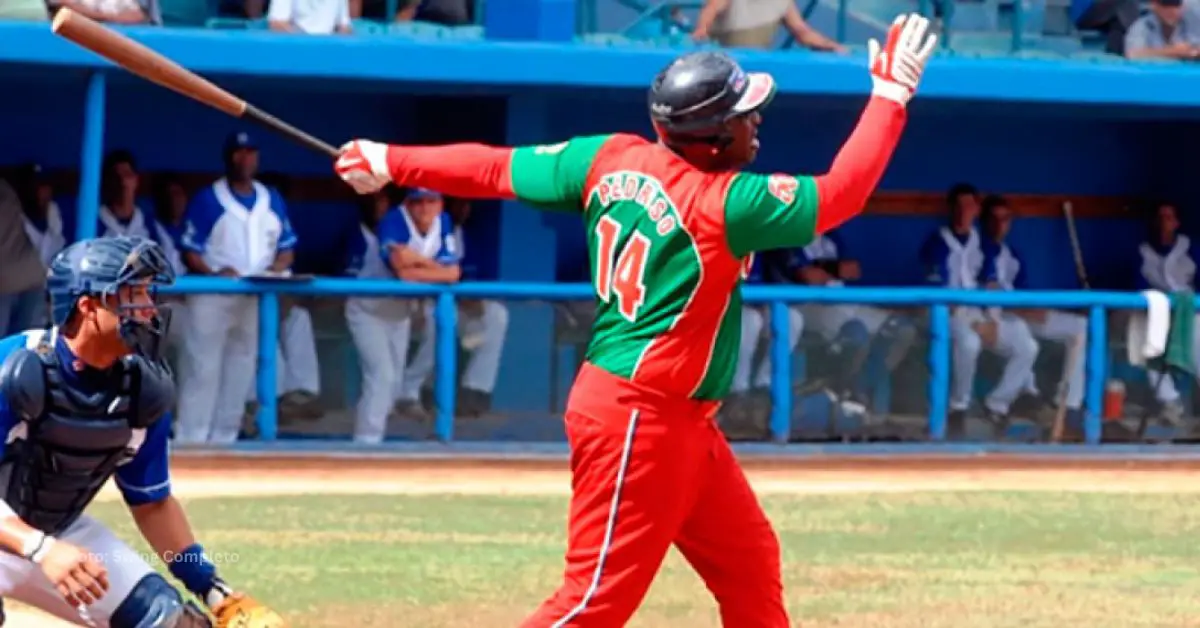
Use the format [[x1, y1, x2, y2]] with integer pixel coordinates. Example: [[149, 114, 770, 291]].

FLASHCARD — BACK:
[[767, 174, 799, 204]]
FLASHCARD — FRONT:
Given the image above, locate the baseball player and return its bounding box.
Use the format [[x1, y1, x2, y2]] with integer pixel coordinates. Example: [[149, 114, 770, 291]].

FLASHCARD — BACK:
[[175, 131, 298, 445], [723, 255, 804, 437], [15, 163, 67, 268], [765, 230, 916, 409], [1134, 201, 1200, 422], [335, 15, 934, 626], [921, 184, 1039, 436], [427, 199, 510, 417], [979, 195, 1087, 418], [96, 150, 186, 278], [344, 189, 418, 442], [0, 235, 283, 627], [378, 188, 465, 421]]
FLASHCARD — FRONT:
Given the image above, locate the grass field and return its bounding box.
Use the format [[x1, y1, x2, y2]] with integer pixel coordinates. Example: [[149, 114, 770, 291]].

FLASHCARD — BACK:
[[12, 456, 1200, 627]]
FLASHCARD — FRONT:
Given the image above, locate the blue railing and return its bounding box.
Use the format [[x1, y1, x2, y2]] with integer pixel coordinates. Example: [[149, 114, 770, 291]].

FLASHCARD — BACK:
[[162, 277, 1153, 446]]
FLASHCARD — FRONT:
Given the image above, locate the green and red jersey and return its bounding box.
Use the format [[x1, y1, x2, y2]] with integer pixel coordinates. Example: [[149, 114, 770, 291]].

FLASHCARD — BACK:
[[382, 97, 906, 400]]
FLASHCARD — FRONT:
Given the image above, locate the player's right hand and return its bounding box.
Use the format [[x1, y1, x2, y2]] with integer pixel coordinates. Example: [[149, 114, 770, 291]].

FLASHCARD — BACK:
[[867, 13, 937, 106], [334, 139, 392, 195], [36, 538, 109, 606]]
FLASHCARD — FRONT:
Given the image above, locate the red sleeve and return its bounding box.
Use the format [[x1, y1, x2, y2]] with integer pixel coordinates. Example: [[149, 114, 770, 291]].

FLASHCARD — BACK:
[[813, 97, 907, 234], [384, 144, 518, 199]]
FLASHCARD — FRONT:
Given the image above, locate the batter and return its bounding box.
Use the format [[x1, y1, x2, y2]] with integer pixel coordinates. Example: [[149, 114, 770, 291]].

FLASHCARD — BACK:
[[334, 15, 935, 627]]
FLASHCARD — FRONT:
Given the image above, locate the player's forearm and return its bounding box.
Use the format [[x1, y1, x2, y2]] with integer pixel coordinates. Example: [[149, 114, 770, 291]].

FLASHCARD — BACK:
[[270, 249, 295, 272], [813, 97, 907, 234], [397, 264, 461, 283], [384, 144, 517, 199], [130, 497, 198, 564]]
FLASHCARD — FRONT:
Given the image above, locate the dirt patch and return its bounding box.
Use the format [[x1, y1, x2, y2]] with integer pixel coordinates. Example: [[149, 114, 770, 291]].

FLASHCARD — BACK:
[[14, 453, 1200, 626]]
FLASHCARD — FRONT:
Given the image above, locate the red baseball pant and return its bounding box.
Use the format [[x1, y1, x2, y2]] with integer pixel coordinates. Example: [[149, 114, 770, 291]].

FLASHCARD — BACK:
[[522, 363, 789, 628]]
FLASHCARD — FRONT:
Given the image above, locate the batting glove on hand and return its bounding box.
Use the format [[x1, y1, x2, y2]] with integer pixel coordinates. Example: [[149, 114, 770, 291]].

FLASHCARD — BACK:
[[867, 13, 937, 106], [334, 139, 391, 195]]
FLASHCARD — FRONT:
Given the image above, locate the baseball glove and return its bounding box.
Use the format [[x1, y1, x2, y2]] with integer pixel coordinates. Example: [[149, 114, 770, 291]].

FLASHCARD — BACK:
[[212, 593, 287, 628]]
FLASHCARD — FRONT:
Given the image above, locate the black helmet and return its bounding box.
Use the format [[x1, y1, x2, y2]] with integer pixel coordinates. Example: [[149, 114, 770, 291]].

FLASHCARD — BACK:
[[648, 51, 777, 144]]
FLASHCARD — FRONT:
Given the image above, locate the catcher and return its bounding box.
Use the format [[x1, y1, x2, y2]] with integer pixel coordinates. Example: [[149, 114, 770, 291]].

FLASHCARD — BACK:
[[0, 235, 284, 627]]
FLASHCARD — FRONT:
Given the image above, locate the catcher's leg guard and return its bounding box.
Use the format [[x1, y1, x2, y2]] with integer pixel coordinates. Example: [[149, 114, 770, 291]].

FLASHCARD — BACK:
[[111, 574, 212, 628]]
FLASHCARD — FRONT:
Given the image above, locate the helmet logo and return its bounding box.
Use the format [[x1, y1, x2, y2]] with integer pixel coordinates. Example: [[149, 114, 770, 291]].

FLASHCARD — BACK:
[[650, 103, 673, 116], [730, 69, 747, 93]]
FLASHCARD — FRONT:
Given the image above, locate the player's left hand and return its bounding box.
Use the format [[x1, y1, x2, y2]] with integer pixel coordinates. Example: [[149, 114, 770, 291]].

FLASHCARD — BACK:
[[867, 13, 937, 106], [334, 139, 392, 195], [211, 592, 287, 628]]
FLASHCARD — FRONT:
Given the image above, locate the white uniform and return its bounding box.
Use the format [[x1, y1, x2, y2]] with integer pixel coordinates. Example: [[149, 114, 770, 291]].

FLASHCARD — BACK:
[[244, 305, 322, 403], [922, 226, 1038, 415], [796, 234, 892, 340], [986, 239, 1088, 410], [399, 223, 508, 402], [1136, 235, 1200, 404], [345, 220, 415, 443], [22, 202, 66, 267], [175, 179, 297, 444]]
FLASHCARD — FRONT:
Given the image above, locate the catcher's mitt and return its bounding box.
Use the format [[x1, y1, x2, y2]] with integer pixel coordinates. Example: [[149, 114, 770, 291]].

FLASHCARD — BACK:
[[212, 593, 287, 628]]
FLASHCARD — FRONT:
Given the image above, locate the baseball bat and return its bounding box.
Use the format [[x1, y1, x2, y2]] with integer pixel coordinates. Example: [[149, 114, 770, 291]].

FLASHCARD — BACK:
[[50, 9, 339, 158], [1062, 201, 1090, 289]]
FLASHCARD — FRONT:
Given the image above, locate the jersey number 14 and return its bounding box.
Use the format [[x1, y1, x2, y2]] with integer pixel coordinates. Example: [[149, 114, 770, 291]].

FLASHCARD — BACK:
[[594, 215, 649, 322]]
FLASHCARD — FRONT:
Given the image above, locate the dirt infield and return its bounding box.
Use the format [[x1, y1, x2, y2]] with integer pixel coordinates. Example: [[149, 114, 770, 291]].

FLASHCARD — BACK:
[[13, 453, 1200, 626]]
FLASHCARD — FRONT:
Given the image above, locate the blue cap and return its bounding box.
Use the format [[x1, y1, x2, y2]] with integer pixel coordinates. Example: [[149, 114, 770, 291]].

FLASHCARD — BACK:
[[223, 131, 257, 153], [407, 187, 442, 201]]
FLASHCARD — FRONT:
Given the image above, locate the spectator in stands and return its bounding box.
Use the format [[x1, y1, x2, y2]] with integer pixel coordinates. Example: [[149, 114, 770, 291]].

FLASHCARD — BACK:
[[0, 170, 48, 337], [1124, 0, 1200, 59], [175, 131, 298, 445], [920, 183, 1038, 437], [0, 0, 49, 20], [1073, 0, 1140, 54], [97, 150, 186, 277], [722, 256, 803, 438], [979, 195, 1087, 423], [766, 229, 917, 410], [388, 0, 471, 23], [344, 188, 415, 442], [14, 163, 66, 270], [1132, 201, 1200, 424], [267, 0, 351, 34], [692, 0, 844, 51], [46, 0, 161, 24]]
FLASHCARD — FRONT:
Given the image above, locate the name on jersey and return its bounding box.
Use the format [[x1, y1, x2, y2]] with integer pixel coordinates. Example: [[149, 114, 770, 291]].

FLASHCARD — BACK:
[[590, 172, 678, 237]]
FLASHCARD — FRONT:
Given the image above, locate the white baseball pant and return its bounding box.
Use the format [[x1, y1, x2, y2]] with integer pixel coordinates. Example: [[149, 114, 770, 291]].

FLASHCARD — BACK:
[[951, 308, 1040, 414], [0, 515, 155, 626], [399, 300, 509, 401], [1141, 313, 1200, 404], [245, 306, 321, 403], [346, 299, 413, 443], [732, 305, 804, 394], [1025, 310, 1088, 410], [175, 294, 259, 444]]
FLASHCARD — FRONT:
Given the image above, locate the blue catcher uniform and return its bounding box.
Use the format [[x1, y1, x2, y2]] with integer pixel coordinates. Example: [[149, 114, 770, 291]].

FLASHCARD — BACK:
[[0, 236, 214, 627]]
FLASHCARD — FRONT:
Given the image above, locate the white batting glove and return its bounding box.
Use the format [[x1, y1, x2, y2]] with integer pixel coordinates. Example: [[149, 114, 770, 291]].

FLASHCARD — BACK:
[[334, 139, 392, 195], [867, 14, 937, 106]]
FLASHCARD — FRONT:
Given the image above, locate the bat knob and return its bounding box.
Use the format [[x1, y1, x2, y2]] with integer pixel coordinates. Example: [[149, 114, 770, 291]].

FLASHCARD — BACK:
[[51, 7, 75, 33]]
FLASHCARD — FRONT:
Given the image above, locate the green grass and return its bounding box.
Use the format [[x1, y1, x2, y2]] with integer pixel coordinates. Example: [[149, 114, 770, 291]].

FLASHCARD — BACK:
[[74, 492, 1200, 627]]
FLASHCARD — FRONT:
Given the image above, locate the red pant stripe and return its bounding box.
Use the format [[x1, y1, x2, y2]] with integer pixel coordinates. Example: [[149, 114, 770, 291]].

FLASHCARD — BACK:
[[550, 408, 641, 628]]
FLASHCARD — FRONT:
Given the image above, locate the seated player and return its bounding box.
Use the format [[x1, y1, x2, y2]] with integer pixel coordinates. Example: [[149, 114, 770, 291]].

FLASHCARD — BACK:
[[767, 228, 917, 412], [0, 235, 283, 627], [979, 195, 1088, 426], [921, 183, 1038, 437]]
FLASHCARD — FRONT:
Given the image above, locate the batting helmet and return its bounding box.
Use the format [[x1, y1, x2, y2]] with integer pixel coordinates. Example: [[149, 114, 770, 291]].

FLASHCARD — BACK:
[[46, 235, 176, 357], [648, 51, 777, 144]]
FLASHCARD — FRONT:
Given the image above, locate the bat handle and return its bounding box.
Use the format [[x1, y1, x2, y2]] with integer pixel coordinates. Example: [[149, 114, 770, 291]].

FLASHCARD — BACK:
[[243, 105, 341, 158]]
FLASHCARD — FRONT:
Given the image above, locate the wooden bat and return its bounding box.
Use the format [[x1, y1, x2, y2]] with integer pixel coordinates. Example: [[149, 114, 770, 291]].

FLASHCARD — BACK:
[[1062, 201, 1090, 289], [50, 9, 339, 158]]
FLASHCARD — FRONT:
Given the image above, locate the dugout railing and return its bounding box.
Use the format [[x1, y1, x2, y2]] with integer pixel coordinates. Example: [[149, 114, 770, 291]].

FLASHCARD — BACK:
[[162, 277, 1155, 446]]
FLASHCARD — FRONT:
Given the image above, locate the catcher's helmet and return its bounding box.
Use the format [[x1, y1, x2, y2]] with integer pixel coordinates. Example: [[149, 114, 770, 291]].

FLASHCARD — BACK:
[[648, 51, 777, 143], [47, 235, 176, 357]]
